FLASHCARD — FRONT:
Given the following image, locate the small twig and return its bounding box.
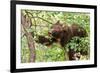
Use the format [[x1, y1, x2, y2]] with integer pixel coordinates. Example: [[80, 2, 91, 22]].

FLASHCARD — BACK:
[[25, 10, 53, 24]]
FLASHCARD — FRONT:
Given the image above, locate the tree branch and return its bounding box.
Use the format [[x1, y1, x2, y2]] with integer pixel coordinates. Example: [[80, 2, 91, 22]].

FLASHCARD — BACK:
[[25, 10, 53, 24]]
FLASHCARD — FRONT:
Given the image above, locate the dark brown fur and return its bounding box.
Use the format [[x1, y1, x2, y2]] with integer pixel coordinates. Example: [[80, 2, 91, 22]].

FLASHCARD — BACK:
[[49, 21, 87, 47], [37, 36, 52, 46]]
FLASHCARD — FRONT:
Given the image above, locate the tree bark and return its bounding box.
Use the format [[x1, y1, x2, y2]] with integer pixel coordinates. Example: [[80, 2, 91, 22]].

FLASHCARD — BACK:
[[21, 12, 36, 62], [65, 51, 69, 60], [25, 32, 36, 62], [63, 48, 69, 61]]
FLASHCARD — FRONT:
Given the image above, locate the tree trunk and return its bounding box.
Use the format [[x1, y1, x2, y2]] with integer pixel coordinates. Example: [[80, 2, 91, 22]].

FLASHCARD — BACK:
[[25, 32, 36, 62], [65, 51, 69, 60], [21, 12, 36, 62], [63, 48, 69, 61]]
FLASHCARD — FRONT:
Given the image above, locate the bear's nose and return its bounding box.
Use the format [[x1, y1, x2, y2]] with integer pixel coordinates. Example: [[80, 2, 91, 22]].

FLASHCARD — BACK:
[[48, 31, 52, 36]]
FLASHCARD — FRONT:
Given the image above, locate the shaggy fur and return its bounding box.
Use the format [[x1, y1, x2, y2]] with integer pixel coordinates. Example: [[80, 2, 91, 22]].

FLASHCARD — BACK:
[[49, 21, 87, 47]]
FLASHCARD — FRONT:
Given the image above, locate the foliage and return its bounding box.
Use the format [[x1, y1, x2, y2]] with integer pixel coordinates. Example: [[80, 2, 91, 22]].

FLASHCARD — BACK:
[[35, 43, 65, 62], [21, 10, 90, 63]]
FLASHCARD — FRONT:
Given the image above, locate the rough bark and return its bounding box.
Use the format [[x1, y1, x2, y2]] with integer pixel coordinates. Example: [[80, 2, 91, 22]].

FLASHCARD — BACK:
[[25, 32, 36, 62], [21, 12, 36, 62]]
